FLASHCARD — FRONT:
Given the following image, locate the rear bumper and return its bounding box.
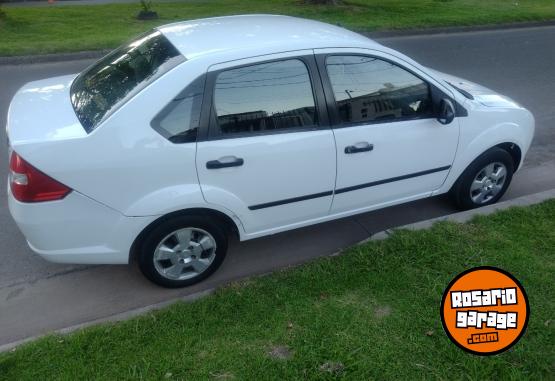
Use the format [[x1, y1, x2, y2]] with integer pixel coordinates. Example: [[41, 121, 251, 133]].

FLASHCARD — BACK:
[[8, 187, 157, 264]]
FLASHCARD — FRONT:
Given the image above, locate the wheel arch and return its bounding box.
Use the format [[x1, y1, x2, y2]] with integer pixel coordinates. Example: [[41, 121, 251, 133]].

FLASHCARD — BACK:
[[447, 142, 521, 193], [437, 140, 522, 197], [129, 207, 241, 263], [495, 142, 522, 170]]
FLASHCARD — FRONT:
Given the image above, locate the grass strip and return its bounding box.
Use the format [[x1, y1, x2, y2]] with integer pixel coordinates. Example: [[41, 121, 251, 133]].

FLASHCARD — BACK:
[[1, 199, 554, 379]]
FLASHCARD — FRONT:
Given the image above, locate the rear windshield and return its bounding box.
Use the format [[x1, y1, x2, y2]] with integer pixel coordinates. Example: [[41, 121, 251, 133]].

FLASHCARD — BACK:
[[70, 30, 184, 133]]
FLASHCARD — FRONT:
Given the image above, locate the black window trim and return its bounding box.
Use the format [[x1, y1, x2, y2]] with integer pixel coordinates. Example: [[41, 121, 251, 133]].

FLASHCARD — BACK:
[[152, 52, 468, 144], [199, 54, 330, 142], [315, 53, 467, 129]]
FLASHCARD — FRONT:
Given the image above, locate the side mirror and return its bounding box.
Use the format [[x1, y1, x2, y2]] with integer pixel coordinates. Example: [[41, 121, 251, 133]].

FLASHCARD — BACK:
[[437, 98, 455, 125]]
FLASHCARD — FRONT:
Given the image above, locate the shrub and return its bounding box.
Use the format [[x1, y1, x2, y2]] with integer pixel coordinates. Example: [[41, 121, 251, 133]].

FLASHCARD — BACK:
[[140, 0, 153, 13]]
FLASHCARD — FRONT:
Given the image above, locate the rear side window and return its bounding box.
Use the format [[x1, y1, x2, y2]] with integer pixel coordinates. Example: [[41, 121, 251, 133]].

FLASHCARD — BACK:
[[326, 55, 433, 125], [151, 75, 205, 143], [71, 30, 184, 133], [213, 59, 318, 136]]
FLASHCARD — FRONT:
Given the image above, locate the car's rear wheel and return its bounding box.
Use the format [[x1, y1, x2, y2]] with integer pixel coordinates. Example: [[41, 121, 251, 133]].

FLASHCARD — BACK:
[[137, 215, 228, 288], [450, 147, 514, 210]]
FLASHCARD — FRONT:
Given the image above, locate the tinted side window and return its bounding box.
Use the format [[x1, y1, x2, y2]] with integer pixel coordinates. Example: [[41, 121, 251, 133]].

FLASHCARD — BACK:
[[213, 59, 318, 135], [152, 75, 205, 143], [326, 55, 433, 125]]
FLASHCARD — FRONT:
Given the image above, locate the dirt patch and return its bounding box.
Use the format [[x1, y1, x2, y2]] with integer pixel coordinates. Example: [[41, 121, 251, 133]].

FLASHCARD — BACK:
[[209, 371, 235, 379], [319, 361, 345, 375], [267, 345, 293, 360], [374, 305, 392, 318]]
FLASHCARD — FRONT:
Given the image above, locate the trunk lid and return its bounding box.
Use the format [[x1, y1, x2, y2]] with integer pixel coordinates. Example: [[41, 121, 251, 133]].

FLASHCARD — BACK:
[[6, 74, 87, 147]]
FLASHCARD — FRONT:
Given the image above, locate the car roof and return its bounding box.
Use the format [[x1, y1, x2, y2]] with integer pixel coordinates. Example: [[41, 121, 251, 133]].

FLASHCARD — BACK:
[[156, 14, 381, 61]]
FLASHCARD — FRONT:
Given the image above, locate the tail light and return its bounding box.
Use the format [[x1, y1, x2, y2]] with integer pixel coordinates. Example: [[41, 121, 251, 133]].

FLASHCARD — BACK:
[[9, 151, 71, 202]]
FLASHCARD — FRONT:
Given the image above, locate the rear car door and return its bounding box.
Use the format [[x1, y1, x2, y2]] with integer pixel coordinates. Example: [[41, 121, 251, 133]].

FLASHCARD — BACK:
[[316, 50, 460, 214], [196, 52, 337, 236]]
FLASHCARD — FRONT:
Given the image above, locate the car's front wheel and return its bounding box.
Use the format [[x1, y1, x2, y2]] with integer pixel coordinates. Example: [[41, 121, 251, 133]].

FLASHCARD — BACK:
[[136, 215, 228, 288], [450, 147, 514, 210]]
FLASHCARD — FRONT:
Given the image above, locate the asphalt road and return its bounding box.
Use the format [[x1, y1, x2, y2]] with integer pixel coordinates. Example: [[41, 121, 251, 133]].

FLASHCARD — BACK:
[[0, 26, 554, 347]]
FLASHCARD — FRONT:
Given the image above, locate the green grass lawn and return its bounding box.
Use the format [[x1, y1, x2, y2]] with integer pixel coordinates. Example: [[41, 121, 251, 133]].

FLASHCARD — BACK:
[[0, 0, 555, 56], [1, 200, 554, 380]]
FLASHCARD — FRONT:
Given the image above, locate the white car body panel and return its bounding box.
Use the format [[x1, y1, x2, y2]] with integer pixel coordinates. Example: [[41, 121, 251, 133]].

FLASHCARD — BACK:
[[5, 15, 535, 264], [433, 101, 534, 195], [197, 130, 337, 233], [7, 75, 87, 145], [331, 118, 457, 213], [8, 187, 154, 264], [311, 47, 460, 214], [9, 61, 206, 216], [196, 50, 336, 234]]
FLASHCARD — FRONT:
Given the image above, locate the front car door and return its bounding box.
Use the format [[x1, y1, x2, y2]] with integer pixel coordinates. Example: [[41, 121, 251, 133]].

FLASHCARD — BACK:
[[196, 51, 337, 237], [315, 49, 461, 214]]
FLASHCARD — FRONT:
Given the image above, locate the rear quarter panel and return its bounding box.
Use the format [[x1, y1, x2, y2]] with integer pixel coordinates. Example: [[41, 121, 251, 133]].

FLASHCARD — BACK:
[[11, 59, 212, 220]]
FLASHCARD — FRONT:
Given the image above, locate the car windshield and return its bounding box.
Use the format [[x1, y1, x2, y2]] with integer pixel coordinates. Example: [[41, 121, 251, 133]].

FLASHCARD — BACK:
[[70, 30, 184, 133]]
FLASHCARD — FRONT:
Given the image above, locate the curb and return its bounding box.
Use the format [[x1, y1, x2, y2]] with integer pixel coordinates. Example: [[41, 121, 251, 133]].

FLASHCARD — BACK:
[[0, 49, 110, 66], [363, 20, 555, 38], [1, 188, 553, 353], [0, 288, 215, 353], [357, 188, 555, 246], [1, 21, 555, 65]]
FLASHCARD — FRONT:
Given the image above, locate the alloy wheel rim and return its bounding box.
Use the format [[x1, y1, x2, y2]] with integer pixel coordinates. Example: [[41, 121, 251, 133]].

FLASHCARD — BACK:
[[469, 162, 507, 204], [153, 227, 217, 281]]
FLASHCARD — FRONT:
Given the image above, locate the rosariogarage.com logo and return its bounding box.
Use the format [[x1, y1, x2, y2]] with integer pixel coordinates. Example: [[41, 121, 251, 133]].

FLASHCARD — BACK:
[[440, 266, 530, 355]]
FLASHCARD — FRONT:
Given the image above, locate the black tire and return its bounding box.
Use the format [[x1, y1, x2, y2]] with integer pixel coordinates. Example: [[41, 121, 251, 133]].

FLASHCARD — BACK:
[[136, 214, 228, 288], [450, 147, 514, 210]]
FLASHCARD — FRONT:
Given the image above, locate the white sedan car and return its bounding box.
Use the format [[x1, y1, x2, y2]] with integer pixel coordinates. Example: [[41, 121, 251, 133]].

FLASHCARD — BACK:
[[7, 15, 534, 287]]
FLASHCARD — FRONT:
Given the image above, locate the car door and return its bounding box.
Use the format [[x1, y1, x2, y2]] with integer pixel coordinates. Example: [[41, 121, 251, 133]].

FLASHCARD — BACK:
[[196, 52, 336, 236], [315, 50, 461, 214]]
